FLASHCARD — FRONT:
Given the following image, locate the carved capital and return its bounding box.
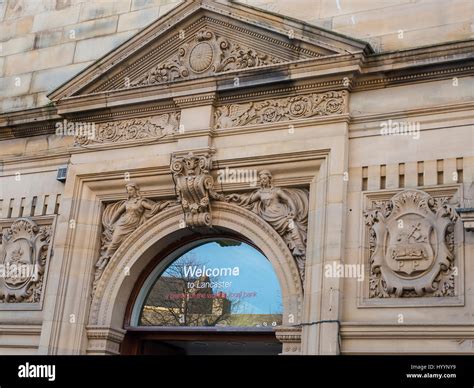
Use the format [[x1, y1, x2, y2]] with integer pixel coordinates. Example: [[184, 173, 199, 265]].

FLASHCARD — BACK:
[[457, 207, 474, 232], [86, 326, 126, 355], [0, 218, 51, 303], [275, 326, 302, 355], [171, 152, 221, 227], [365, 190, 459, 298]]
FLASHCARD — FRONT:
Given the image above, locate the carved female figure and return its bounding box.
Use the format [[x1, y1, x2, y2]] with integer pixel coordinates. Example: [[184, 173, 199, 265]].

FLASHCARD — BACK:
[[227, 170, 308, 280], [94, 182, 171, 285]]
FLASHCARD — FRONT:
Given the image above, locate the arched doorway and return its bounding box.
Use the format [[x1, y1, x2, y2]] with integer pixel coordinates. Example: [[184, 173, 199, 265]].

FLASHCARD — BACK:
[[122, 238, 284, 355], [86, 202, 303, 355]]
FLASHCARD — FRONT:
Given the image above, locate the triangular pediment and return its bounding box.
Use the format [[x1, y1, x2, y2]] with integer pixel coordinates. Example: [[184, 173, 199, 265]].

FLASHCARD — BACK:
[[49, 0, 371, 101]]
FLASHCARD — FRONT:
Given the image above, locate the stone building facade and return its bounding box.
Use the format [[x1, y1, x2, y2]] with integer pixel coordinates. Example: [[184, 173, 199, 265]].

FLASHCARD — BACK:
[[0, 0, 473, 355]]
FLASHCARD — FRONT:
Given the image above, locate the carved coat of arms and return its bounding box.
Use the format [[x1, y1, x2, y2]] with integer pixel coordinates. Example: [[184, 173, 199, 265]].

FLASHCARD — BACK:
[[0, 219, 51, 303], [365, 190, 458, 298]]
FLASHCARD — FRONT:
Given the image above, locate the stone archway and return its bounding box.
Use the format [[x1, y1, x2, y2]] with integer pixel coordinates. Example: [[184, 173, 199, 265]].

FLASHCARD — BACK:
[[86, 201, 303, 354]]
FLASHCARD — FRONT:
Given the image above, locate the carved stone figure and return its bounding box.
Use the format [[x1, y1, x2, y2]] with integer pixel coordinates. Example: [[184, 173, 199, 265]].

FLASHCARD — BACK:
[[364, 190, 458, 298], [93, 183, 172, 288], [171, 152, 225, 227], [226, 170, 309, 281], [214, 91, 347, 129], [130, 29, 281, 87], [0, 218, 51, 303]]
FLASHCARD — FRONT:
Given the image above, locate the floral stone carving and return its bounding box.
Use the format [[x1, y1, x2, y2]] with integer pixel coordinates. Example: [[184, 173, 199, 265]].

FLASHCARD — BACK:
[[225, 170, 309, 281], [171, 152, 225, 228], [214, 91, 347, 129], [364, 190, 458, 298], [0, 218, 51, 303], [93, 183, 173, 290], [74, 113, 180, 146], [130, 29, 281, 86]]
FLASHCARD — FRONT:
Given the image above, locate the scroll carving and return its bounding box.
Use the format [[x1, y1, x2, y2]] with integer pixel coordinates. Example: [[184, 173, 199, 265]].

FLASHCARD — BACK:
[[74, 113, 180, 146], [364, 190, 458, 298], [225, 170, 309, 281], [171, 152, 225, 228], [93, 183, 173, 291], [0, 218, 51, 303], [130, 29, 281, 87], [214, 91, 347, 129]]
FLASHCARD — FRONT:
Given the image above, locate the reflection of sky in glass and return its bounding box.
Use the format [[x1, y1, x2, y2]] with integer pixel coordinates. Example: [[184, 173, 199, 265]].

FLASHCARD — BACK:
[[162, 241, 283, 315]]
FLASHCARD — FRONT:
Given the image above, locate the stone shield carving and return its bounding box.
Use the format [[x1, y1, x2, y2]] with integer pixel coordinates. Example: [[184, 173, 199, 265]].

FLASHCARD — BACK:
[[365, 190, 458, 298], [171, 152, 225, 227], [0, 218, 51, 303]]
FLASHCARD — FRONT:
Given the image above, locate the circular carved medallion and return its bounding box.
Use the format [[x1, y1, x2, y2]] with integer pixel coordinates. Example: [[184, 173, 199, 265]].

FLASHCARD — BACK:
[[189, 42, 214, 73]]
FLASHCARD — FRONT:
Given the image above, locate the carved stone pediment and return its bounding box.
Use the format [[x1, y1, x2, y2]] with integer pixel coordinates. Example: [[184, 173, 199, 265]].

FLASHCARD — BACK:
[[0, 218, 51, 303], [130, 28, 282, 87], [364, 190, 459, 298], [49, 1, 370, 100]]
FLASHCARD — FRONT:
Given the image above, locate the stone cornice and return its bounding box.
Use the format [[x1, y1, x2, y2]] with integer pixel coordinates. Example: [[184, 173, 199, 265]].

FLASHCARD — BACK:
[[1, 41, 473, 141], [50, 41, 473, 113], [350, 101, 474, 125], [340, 323, 474, 340], [52, 53, 362, 111], [0, 325, 43, 335], [0, 106, 59, 141], [173, 92, 217, 108]]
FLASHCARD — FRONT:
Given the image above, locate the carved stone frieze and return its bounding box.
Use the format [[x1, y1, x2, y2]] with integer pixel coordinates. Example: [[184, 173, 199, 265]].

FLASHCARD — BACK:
[[170, 152, 225, 227], [224, 170, 309, 282], [364, 190, 458, 298], [214, 91, 348, 129], [130, 29, 281, 87], [74, 113, 180, 146], [0, 218, 51, 303], [93, 183, 174, 291]]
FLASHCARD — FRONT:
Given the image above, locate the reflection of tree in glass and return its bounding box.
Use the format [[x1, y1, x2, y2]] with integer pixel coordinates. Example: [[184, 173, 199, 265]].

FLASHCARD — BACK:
[[140, 254, 240, 327]]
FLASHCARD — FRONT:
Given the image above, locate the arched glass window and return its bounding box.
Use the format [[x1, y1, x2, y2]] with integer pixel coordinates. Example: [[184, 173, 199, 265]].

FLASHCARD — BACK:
[[136, 239, 283, 328]]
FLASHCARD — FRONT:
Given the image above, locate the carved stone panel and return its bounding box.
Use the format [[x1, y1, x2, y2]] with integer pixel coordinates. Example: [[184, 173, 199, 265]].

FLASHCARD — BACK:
[[364, 189, 459, 299], [0, 218, 52, 304], [214, 91, 348, 129], [74, 113, 180, 146], [130, 28, 282, 87]]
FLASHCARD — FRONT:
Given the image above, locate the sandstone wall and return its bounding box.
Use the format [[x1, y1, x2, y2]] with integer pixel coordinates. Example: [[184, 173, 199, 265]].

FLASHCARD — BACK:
[[0, 0, 473, 113]]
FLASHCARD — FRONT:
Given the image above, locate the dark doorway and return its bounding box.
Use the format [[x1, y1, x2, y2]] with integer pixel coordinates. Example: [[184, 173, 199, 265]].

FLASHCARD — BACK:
[[121, 328, 282, 355]]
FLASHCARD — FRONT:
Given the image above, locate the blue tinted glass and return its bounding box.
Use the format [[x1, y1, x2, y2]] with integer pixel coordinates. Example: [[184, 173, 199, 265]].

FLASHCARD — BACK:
[[139, 240, 283, 327]]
